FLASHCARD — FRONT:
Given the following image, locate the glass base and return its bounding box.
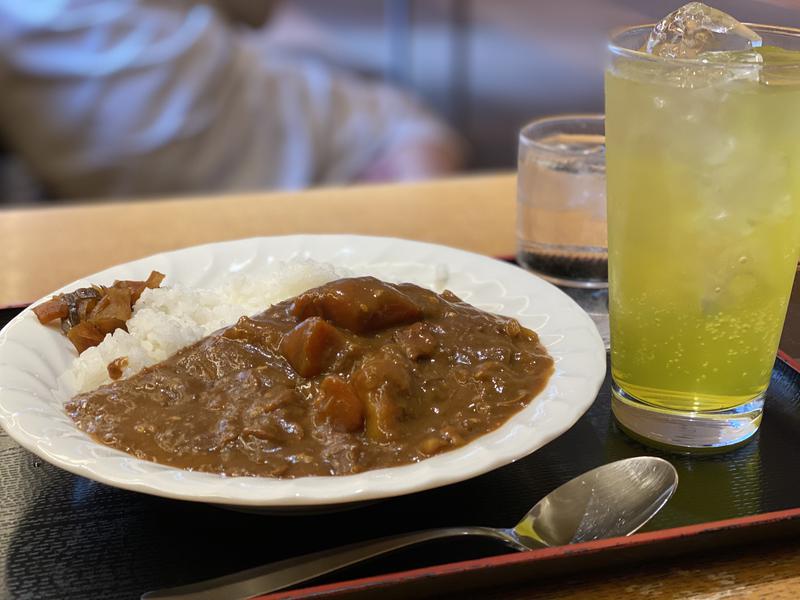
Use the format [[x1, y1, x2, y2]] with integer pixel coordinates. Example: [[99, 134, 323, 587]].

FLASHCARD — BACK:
[[516, 244, 607, 289], [611, 381, 763, 453]]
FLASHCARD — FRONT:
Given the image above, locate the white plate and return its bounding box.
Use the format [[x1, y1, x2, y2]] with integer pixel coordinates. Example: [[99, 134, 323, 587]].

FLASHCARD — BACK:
[[0, 235, 605, 508]]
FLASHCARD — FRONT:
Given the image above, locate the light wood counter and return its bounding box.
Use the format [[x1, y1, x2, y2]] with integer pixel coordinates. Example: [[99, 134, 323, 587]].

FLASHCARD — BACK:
[[0, 173, 515, 306]]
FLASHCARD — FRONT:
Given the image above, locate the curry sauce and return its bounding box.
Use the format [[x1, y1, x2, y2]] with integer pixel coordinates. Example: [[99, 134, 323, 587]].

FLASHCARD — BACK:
[[67, 277, 554, 477]]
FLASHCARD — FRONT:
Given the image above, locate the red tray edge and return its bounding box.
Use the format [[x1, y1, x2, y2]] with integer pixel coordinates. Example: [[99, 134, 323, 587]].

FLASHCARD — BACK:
[[259, 506, 800, 600], [778, 349, 800, 372]]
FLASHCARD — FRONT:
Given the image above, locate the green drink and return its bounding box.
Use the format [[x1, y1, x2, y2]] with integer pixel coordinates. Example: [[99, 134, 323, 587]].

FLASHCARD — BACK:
[[606, 7, 800, 450]]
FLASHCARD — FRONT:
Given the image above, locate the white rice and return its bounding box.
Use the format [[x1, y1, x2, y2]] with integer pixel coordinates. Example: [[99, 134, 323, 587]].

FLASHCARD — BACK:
[[65, 260, 342, 394]]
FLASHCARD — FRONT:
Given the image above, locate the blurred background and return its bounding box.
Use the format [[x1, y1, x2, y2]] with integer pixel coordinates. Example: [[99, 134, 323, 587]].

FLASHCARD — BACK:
[[0, 0, 797, 205]]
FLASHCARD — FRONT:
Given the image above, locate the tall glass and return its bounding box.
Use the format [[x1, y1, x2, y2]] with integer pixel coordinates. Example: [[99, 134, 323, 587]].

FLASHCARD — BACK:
[[605, 25, 800, 450]]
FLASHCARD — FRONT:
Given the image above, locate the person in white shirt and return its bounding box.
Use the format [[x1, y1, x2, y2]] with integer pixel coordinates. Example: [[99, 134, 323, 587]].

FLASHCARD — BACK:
[[0, 0, 463, 200]]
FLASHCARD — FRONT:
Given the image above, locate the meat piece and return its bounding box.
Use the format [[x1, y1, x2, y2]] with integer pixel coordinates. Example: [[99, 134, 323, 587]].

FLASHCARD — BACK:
[[320, 440, 363, 475], [291, 277, 422, 334], [279, 317, 344, 378], [313, 376, 364, 433], [180, 335, 275, 382], [352, 351, 412, 392], [393, 322, 437, 360], [241, 387, 304, 443]]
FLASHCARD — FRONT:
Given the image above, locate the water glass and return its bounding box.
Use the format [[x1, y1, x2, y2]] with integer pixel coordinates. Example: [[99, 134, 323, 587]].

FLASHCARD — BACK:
[[516, 115, 607, 289]]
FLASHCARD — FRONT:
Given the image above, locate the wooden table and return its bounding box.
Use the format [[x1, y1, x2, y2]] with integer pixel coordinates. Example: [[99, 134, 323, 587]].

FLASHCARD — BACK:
[[0, 174, 515, 308], [1, 173, 799, 599]]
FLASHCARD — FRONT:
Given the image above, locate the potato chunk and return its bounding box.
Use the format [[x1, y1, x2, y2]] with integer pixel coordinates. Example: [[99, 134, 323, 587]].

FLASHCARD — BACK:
[[351, 352, 412, 441], [313, 376, 364, 433], [278, 317, 343, 378]]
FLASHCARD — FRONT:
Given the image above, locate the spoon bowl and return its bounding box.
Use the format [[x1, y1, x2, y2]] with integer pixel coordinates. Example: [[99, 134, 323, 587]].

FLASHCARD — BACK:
[[143, 456, 678, 600], [511, 456, 678, 547]]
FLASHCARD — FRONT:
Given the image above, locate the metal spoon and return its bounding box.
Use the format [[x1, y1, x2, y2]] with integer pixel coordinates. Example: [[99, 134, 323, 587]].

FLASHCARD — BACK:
[[142, 456, 677, 600]]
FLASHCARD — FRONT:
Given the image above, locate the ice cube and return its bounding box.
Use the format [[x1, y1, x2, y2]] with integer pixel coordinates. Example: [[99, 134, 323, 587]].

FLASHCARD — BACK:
[[658, 54, 761, 89], [646, 2, 762, 59], [756, 46, 800, 86], [696, 48, 763, 85]]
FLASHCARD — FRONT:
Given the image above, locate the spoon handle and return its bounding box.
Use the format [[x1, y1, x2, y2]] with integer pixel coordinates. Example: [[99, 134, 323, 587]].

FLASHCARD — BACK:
[[141, 526, 526, 600]]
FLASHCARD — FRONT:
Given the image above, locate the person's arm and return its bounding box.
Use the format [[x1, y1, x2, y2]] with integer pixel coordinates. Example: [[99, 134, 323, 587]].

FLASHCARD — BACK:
[[357, 137, 465, 183], [292, 65, 466, 185]]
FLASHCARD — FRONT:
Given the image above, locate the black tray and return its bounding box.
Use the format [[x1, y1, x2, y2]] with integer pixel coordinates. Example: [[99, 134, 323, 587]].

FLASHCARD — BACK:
[[1, 306, 800, 600]]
